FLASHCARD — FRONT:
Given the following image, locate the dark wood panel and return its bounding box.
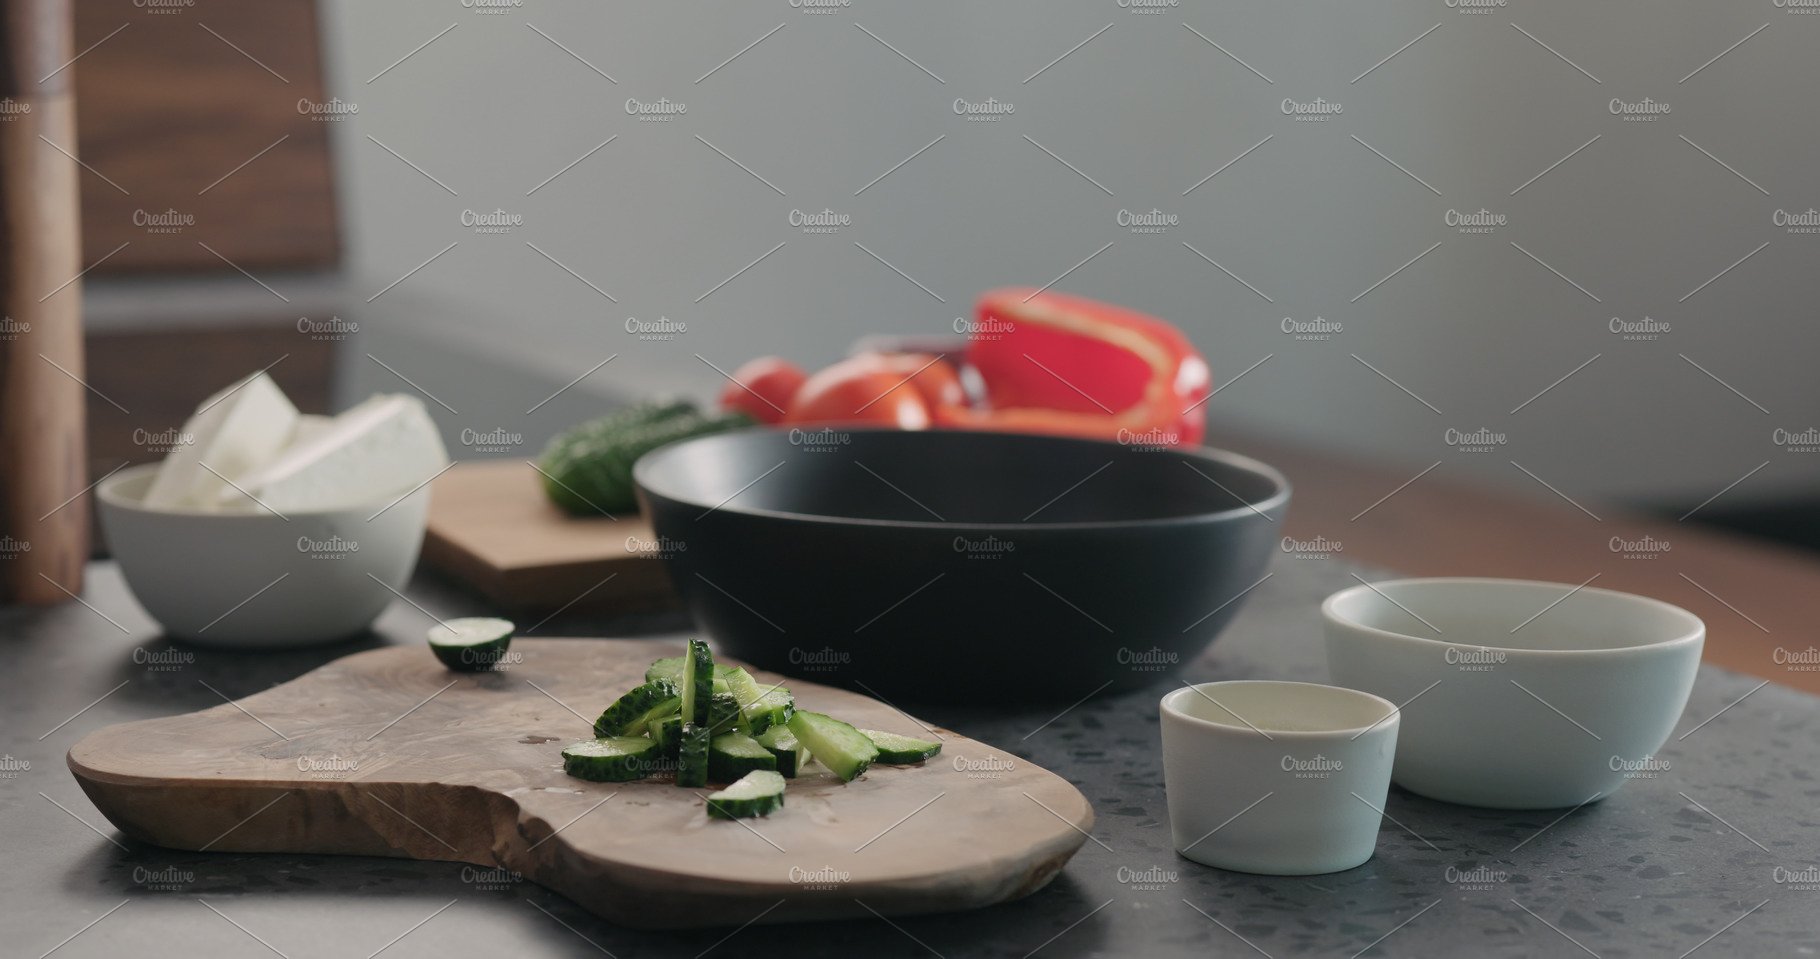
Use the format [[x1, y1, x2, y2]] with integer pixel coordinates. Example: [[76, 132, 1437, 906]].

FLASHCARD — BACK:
[[72, 0, 338, 273]]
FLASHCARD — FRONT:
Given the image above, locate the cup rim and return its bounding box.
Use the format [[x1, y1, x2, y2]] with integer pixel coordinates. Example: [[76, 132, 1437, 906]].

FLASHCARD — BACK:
[[1161, 680, 1400, 739], [1321, 576, 1705, 656], [97, 462, 426, 519]]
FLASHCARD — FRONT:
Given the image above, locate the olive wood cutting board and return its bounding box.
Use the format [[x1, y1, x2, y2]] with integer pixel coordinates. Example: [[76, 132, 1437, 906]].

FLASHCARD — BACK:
[[422, 460, 679, 614], [66, 639, 1094, 929]]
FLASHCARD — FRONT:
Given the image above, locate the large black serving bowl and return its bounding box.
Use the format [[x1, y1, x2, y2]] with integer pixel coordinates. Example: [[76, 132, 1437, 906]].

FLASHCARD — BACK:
[[634, 428, 1289, 703]]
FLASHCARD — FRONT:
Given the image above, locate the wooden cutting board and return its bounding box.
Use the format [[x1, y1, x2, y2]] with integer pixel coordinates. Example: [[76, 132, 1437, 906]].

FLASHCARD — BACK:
[[423, 460, 679, 613], [66, 639, 1094, 929]]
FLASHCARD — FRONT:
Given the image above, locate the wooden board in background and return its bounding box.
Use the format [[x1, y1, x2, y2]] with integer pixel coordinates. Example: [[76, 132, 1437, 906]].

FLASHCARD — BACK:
[[424, 459, 680, 614], [73, 0, 339, 273], [67, 639, 1094, 929]]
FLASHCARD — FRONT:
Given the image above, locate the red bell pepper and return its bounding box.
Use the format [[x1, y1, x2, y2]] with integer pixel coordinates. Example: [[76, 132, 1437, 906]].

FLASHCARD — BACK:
[[951, 288, 1210, 446]]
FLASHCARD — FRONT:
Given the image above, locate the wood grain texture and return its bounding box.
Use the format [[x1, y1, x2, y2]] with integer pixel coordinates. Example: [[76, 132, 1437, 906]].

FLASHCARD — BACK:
[[67, 638, 1093, 928], [71, 0, 338, 273], [1208, 425, 1820, 695], [423, 460, 681, 614], [0, 0, 90, 602]]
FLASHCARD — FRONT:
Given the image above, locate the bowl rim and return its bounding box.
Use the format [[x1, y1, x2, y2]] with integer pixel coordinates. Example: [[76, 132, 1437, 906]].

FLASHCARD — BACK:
[[97, 461, 428, 519], [1161, 680, 1400, 739], [634, 427, 1292, 532], [1321, 576, 1705, 656]]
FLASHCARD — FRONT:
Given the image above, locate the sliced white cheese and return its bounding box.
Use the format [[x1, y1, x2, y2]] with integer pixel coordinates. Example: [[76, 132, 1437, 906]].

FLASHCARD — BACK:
[[220, 394, 449, 512], [143, 372, 300, 511]]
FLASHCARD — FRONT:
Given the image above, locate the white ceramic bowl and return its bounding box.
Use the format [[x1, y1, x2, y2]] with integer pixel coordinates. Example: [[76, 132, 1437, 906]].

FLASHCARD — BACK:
[[97, 463, 429, 647], [1160, 680, 1399, 875], [1323, 577, 1703, 809]]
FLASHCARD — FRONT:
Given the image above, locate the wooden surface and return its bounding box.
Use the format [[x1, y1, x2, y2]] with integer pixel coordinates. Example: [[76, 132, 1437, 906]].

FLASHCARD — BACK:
[[71, 0, 338, 273], [66, 638, 1094, 929], [423, 459, 681, 614], [0, 0, 89, 602], [1209, 427, 1820, 695]]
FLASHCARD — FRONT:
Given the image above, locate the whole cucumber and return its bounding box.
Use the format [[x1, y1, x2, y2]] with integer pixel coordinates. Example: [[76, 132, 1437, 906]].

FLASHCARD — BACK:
[[539, 402, 752, 515]]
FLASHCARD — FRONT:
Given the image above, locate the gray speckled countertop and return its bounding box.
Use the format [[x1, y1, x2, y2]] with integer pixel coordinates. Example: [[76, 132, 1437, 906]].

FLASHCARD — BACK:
[[2, 558, 1814, 958]]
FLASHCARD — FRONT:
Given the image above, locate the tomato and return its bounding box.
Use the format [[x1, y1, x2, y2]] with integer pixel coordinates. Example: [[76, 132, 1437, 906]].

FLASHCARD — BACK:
[[785, 355, 932, 428], [870, 353, 967, 419], [718, 356, 807, 425]]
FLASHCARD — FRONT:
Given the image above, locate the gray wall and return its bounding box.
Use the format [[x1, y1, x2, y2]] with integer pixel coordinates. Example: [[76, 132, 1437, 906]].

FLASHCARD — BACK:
[[319, 0, 1820, 508]]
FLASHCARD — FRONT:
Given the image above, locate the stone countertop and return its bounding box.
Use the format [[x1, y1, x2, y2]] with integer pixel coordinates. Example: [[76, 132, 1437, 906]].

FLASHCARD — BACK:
[[2, 558, 1813, 958]]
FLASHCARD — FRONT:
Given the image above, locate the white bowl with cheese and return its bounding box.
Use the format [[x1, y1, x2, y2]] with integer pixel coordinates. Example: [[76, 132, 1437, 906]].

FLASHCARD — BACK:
[[97, 374, 450, 647], [99, 461, 431, 646]]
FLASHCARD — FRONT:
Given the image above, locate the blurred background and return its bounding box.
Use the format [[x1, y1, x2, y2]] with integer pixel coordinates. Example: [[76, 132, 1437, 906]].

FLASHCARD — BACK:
[[69, 0, 1819, 548]]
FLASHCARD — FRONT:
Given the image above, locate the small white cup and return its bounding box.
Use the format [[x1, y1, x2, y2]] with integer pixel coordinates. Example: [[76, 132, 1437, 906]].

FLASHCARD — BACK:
[[1160, 680, 1399, 875]]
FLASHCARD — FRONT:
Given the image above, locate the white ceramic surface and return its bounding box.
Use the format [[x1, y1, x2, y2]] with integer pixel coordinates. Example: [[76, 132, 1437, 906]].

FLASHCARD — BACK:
[[1323, 577, 1704, 810], [1160, 680, 1399, 875], [97, 463, 429, 647]]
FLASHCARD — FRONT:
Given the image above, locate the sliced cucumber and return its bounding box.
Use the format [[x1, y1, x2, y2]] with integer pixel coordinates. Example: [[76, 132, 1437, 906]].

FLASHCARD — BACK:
[[787, 711, 878, 782], [562, 736, 659, 782], [679, 640, 715, 726], [427, 617, 515, 671], [592, 679, 680, 737], [676, 722, 711, 788], [724, 668, 795, 736], [709, 732, 778, 782], [706, 692, 744, 736], [860, 729, 942, 764], [706, 770, 786, 820], [650, 715, 683, 758], [646, 656, 736, 693], [755, 725, 810, 778]]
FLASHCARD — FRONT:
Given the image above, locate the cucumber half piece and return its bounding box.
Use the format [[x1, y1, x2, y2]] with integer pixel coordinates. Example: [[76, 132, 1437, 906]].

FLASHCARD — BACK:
[[679, 640, 715, 726], [676, 722, 711, 788], [706, 770, 786, 820], [427, 617, 515, 671], [787, 711, 878, 782], [709, 732, 777, 782], [859, 729, 942, 764], [724, 668, 794, 736], [562, 736, 660, 782], [755, 725, 810, 778], [592, 679, 680, 737]]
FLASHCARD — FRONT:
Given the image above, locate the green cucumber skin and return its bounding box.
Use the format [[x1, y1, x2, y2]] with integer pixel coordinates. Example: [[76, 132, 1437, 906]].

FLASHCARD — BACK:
[[430, 637, 512, 672], [786, 711, 878, 782], [708, 733, 778, 782], [539, 404, 752, 516], [705, 692, 743, 736], [755, 726, 809, 778], [705, 770, 787, 820], [562, 737, 660, 783], [592, 679, 680, 738], [650, 716, 683, 758], [684, 641, 715, 726], [859, 729, 943, 764], [676, 723, 711, 788], [646, 657, 736, 691]]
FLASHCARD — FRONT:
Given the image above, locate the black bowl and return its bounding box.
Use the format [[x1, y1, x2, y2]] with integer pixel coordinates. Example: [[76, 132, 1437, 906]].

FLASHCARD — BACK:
[[634, 428, 1289, 703]]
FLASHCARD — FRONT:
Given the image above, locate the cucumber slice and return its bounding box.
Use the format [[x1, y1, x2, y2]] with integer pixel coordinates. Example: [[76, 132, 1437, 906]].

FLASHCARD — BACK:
[[709, 732, 778, 782], [859, 729, 942, 764], [724, 668, 795, 736], [647, 657, 734, 695], [706, 770, 786, 820], [755, 725, 810, 778], [650, 715, 683, 758], [706, 692, 745, 736], [592, 680, 680, 737], [562, 736, 660, 782], [676, 723, 711, 788], [787, 711, 878, 782], [427, 617, 515, 671], [679, 640, 715, 726]]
